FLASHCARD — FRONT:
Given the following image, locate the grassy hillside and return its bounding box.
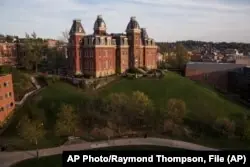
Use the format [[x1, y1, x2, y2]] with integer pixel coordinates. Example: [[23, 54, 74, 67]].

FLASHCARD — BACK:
[[2, 73, 249, 150], [100, 72, 248, 118], [1, 82, 87, 150]]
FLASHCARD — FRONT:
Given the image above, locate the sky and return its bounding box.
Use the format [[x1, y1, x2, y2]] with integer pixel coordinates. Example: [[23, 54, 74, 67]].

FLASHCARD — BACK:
[[0, 0, 250, 42]]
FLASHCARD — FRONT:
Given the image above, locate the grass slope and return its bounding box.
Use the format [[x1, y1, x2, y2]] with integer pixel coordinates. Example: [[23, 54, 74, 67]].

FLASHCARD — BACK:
[[1, 82, 87, 150], [2, 73, 249, 150], [100, 72, 248, 117]]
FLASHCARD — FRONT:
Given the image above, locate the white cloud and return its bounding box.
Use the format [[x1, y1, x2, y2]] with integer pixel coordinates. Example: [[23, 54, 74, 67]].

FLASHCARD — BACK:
[[0, 0, 250, 42]]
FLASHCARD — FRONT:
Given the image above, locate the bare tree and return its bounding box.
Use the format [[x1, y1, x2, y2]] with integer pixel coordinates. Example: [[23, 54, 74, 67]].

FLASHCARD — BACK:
[[31, 31, 37, 39], [25, 32, 30, 39], [62, 29, 69, 42]]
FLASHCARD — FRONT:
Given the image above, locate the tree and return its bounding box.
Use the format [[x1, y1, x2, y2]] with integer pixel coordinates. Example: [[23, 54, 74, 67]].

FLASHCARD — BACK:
[[128, 91, 153, 127], [46, 46, 67, 74], [230, 112, 248, 139], [21, 32, 44, 72], [62, 29, 69, 42], [55, 104, 79, 136], [175, 43, 188, 69], [31, 31, 37, 39], [214, 117, 235, 137], [18, 116, 45, 158], [166, 98, 186, 124], [106, 93, 129, 134]]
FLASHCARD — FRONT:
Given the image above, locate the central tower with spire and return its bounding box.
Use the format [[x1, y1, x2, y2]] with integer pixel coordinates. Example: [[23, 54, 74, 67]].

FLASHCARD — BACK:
[[68, 19, 85, 75], [126, 16, 143, 68], [94, 15, 107, 35]]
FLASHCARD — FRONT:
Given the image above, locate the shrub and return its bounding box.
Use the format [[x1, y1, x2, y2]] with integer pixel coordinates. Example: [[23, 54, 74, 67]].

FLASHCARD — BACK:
[[214, 117, 235, 137], [167, 98, 186, 124], [163, 119, 175, 133]]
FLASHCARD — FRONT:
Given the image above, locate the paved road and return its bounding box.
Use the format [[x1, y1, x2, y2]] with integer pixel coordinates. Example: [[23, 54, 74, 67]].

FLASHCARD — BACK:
[[0, 137, 218, 167]]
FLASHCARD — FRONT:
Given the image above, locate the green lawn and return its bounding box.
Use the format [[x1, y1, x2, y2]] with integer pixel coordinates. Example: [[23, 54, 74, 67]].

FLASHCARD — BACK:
[[11, 145, 184, 167], [2, 72, 250, 150], [100, 72, 248, 118]]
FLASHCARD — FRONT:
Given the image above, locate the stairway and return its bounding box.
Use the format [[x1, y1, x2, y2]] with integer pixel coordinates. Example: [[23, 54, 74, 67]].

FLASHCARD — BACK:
[[30, 76, 41, 89]]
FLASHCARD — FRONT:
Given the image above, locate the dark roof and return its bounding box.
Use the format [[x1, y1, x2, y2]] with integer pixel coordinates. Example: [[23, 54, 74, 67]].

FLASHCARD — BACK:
[[94, 15, 106, 30], [69, 19, 85, 35], [126, 16, 140, 32], [186, 62, 246, 73]]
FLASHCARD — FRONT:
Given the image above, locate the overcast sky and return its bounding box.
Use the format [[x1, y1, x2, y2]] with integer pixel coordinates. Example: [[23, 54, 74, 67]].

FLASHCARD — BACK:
[[0, 0, 250, 42]]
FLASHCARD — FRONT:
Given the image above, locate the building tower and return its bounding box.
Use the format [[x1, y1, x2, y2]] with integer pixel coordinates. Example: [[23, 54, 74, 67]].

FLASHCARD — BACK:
[[68, 19, 85, 75], [126, 16, 143, 68], [94, 15, 107, 35]]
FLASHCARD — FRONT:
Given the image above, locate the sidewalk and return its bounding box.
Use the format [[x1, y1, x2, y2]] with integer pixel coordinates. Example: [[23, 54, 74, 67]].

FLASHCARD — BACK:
[[0, 137, 218, 167]]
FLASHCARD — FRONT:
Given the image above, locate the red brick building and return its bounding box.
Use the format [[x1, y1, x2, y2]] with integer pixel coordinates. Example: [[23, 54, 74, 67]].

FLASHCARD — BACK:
[[0, 74, 15, 124], [68, 15, 158, 77], [0, 42, 17, 66]]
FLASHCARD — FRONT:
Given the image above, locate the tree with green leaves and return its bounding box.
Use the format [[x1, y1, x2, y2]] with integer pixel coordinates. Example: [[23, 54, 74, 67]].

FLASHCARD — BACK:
[[128, 91, 154, 127], [46, 45, 67, 74], [166, 98, 186, 124], [55, 104, 79, 137], [106, 93, 129, 134], [167, 43, 188, 69], [21, 32, 45, 72], [18, 116, 45, 158]]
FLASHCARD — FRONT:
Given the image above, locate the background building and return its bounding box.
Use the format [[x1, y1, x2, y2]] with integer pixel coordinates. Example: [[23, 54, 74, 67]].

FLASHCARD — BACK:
[[185, 62, 246, 92], [235, 56, 250, 66], [228, 66, 250, 101], [0, 43, 17, 66], [67, 15, 158, 77], [0, 74, 15, 124]]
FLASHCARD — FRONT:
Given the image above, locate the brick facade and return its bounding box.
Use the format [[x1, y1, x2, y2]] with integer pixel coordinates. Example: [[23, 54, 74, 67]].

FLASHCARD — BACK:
[[0, 43, 17, 66], [0, 74, 15, 123], [68, 15, 158, 77]]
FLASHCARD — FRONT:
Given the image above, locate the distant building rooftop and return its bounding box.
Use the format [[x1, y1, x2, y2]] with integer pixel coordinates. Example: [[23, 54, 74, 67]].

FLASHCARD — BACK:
[[186, 62, 246, 73]]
